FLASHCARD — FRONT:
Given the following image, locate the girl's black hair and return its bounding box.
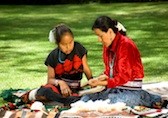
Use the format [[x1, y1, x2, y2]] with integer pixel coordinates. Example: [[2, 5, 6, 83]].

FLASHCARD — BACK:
[[53, 24, 74, 44], [92, 16, 126, 36]]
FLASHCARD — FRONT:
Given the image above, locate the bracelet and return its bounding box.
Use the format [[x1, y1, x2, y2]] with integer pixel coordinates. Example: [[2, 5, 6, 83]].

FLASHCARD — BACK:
[[54, 79, 59, 86]]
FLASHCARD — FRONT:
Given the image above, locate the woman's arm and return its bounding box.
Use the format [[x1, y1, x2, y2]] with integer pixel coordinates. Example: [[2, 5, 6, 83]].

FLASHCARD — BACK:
[[82, 54, 93, 80]]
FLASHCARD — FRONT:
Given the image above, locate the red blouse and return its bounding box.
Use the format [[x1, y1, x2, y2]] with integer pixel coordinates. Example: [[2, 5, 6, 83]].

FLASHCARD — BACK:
[[103, 32, 144, 89]]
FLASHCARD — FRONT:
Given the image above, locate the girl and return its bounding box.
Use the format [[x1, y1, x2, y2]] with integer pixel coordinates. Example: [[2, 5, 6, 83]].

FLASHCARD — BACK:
[[36, 24, 92, 105]]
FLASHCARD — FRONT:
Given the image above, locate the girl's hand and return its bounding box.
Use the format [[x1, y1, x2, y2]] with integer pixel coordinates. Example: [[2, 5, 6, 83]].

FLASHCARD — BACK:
[[58, 80, 72, 97]]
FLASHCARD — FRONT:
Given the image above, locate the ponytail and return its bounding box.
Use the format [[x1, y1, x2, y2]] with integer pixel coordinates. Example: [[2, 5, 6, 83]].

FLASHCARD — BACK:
[[92, 16, 126, 36]]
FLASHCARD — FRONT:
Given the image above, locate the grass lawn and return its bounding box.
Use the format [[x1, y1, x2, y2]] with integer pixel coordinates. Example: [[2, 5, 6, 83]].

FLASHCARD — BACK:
[[0, 2, 168, 105]]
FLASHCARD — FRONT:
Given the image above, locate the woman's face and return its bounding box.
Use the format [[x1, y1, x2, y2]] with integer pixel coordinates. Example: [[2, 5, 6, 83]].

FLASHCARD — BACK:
[[93, 28, 114, 47], [58, 32, 74, 54]]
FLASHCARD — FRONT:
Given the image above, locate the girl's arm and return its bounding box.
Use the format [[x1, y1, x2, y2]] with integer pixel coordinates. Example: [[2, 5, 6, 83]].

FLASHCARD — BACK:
[[82, 55, 108, 87], [82, 54, 93, 80], [47, 66, 72, 97], [47, 66, 56, 85]]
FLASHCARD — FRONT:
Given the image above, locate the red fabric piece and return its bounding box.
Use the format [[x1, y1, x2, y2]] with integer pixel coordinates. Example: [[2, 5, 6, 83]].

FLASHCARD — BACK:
[[43, 84, 79, 96], [71, 93, 79, 97], [73, 55, 82, 70], [55, 63, 64, 75], [55, 55, 82, 75], [103, 32, 144, 88], [43, 84, 60, 94], [63, 59, 73, 72]]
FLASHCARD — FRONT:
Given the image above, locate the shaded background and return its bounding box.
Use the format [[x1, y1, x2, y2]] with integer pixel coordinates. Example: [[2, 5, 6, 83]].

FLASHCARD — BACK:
[[0, 0, 168, 5]]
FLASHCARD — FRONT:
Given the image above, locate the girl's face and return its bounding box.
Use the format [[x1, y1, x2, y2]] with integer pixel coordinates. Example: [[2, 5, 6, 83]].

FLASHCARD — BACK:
[[58, 33, 74, 54], [93, 28, 115, 47]]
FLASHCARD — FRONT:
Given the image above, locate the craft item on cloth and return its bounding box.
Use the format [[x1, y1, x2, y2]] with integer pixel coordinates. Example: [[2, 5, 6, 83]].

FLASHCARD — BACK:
[[79, 86, 105, 96], [59, 99, 132, 118], [79, 75, 107, 96], [30, 101, 48, 115], [125, 106, 168, 117]]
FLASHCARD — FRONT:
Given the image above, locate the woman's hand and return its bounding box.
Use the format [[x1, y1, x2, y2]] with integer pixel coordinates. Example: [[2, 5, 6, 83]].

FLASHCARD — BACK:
[[58, 80, 72, 97], [88, 74, 108, 87], [88, 79, 99, 87], [97, 74, 108, 81]]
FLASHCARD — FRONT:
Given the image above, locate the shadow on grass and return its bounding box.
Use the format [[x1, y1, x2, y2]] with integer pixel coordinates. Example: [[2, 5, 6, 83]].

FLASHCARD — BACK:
[[0, 2, 168, 82]]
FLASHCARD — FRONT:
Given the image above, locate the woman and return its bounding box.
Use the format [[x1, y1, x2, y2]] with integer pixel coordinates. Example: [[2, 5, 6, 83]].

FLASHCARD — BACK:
[[81, 16, 166, 108], [36, 24, 93, 106]]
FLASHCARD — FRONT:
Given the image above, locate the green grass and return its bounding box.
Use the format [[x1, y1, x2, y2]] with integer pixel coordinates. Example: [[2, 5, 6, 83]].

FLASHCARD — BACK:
[[0, 2, 168, 105]]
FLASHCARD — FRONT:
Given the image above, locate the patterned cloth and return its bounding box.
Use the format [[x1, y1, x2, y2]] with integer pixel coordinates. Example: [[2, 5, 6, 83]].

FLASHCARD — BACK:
[[58, 100, 168, 118], [58, 108, 168, 118], [142, 82, 168, 100], [0, 109, 57, 118], [0, 82, 168, 118]]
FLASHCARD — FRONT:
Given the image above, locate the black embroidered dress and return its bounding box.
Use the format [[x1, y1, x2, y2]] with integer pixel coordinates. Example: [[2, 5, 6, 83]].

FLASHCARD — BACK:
[[36, 42, 87, 105]]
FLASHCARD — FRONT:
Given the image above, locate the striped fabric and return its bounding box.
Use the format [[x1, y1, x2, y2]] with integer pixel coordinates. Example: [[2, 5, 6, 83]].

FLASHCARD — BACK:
[[0, 109, 57, 118], [116, 78, 143, 90], [143, 82, 168, 100]]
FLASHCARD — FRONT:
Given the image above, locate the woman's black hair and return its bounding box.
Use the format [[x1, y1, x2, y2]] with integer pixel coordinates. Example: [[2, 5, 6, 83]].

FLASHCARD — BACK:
[[92, 16, 126, 36], [53, 24, 74, 44]]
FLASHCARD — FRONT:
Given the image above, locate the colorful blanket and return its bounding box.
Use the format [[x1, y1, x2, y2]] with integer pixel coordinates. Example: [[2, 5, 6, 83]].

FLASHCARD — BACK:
[[0, 109, 57, 118], [58, 82, 168, 118], [0, 82, 168, 118], [58, 100, 168, 118], [142, 82, 168, 100]]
